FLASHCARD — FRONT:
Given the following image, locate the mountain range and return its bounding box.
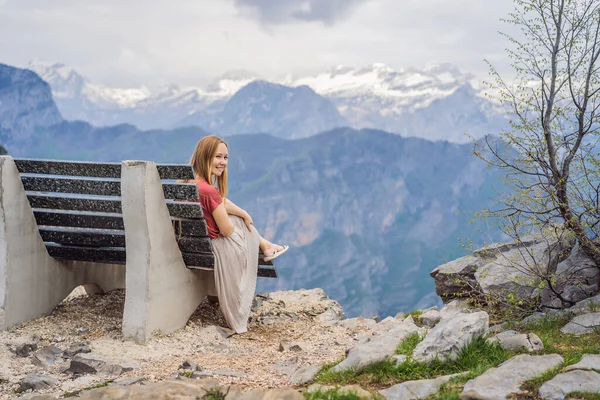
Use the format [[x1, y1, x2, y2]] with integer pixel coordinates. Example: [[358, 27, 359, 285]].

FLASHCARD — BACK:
[[0, 62, 507, 318], [29, 61, 508, 143]]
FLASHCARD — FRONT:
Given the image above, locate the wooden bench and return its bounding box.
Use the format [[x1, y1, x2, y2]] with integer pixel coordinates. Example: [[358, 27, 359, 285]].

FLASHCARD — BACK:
[[0, 156, 277, 342], [14, 158, 278, 278]]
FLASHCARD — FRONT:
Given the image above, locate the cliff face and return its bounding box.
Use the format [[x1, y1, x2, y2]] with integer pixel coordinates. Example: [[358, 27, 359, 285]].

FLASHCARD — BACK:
[[0, 64, 62, 143]]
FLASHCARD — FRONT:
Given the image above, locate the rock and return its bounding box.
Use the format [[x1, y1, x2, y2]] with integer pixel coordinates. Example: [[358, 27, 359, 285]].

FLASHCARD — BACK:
[[278, 341, 303, 352], [391, 355, 408, 366], [63, 343, 91, 358], [69, 353, 139, 377], [15, 342, 38, 357], [565, 354, 600, 371], [431, 235, 570, 308], [539, 370, 600, 400], [379, 373, 464, 400], [488, 331, 543, 352], [109, 377, 145, 386], [272, 357, 300, 377], [333, 319, 424, 373], [20, 394, 61, 400], [560, 312, 600, 335], [339, 317, 378, 330], [418, 309, 442, 327], [252, 288, 344, 325], [32, 346, 61, 369], [412, 312, 488, 363], [63, 283, 104, 302], [439, 299, 471, 319], [78, 379, 304, 400], [395, 312, 406, 319], [570, 293, 600, 314], [20, 374, 59, 391], [290, 364, 321, 385], [460, 354, 564, 399], [179, 360, 199, 371]]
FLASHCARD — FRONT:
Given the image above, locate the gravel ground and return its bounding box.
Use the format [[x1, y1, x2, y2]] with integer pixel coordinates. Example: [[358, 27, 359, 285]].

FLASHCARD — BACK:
[[0, 289, 361, 398]]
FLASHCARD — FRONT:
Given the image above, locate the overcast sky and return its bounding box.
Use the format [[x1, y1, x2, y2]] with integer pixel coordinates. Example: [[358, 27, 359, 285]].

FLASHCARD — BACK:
[[0, 0, 517, 88]]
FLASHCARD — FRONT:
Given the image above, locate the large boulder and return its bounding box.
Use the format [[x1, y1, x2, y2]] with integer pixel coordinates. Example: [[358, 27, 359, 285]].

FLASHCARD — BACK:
[[431, 235, 571, 309], [541, 248, 599, 309], [251, 288, 344, 325]]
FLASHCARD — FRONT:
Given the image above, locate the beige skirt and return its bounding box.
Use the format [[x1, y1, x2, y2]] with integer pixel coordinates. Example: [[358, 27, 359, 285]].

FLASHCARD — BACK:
[[211, 215, 259, 333]]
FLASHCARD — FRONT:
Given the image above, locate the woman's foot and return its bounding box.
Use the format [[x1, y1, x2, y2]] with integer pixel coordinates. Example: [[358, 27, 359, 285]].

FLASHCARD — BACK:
[[263, 244, 289, 262]]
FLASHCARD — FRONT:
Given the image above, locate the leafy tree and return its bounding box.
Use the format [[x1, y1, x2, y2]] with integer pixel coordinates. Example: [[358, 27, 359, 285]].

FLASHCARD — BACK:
[[474, 0, 600, 305]]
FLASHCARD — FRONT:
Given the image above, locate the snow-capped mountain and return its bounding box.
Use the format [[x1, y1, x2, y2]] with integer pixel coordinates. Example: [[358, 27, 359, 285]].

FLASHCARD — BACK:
[[27, 61, 508, 141]]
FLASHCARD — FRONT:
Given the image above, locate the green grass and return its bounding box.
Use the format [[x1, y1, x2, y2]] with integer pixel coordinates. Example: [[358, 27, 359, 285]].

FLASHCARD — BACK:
[[304, 387, 381, 399], [316, 338, 508, 389], [202, 388, 226, 399], [63, 380, 113, 398], [565, 392, 600, 400], [396, 332, 422, 355]]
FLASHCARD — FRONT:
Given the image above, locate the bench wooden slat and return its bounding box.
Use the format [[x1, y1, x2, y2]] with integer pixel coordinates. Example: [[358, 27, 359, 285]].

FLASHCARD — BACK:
[[14, 159, 195, 180], [34, 209, 124, 230], [27, 194, 203, 218], [22, 176, 198, 200], [15, 159, 121, 178], [39, 227, 125, 248], [40, 227, 213, 253], [172, 218, 208, 237], [45, 243, 126, 264]]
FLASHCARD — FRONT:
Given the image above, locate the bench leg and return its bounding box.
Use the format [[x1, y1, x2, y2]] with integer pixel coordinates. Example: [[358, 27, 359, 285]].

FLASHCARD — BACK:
[[121, 161, 213, 344], [0, 156, 125, 330]]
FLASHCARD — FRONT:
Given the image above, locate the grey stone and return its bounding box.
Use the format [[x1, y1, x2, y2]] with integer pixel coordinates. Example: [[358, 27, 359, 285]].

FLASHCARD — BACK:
[[279, 341, 303, 352], [60, 376, 100, 392], [179, 360, 199, 371], [339, 317, 378, 330], [20, 374, 59, 391], [439, 299, 471, 319], [460, 354, 564, 399], [391, 355, 408, 366], [333, 320, 423, 372], [432, 235, 570, 308], [307, 384, 373, 399], [290, 364, 321, 385], [539, 370, 600, 400], [272, 357, 300, 377], [570, 293, 600, 314], [488, 332, 543, 352], [418, 309, 441, 327], [63, 343, 91, 358], [395, 312, 406, 320], [379, 373, 463, 400], [15, 342, 38, 357], [109, 377, 145, 386], [32, 346, 60, 369], [413, 312, 488, 363], [560, 312, 600, 335], [69, 353, 139, 377], [565, 354, 600, 371]]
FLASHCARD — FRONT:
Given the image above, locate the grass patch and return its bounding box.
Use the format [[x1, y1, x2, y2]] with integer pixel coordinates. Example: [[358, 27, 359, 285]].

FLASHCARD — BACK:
[[203, 388, 226, 399], [566, 392, 600, 400], [396, 332, 421, 355], [304, 387, 381, 399], [179, 370, 194, 378], [520, 364, 563, 394], [316, 337, 508, 389]]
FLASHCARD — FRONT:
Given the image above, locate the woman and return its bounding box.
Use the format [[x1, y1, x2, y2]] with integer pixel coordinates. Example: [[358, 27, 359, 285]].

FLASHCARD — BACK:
[[190, 135, 288, 333]]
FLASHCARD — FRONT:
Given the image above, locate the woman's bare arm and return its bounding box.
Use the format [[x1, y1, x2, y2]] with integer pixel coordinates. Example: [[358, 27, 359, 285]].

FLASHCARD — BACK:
[[224, 199, 253, 231], [212, 202, 234, 237]]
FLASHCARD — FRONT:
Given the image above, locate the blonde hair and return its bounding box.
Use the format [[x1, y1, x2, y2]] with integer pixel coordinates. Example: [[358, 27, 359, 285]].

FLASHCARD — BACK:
[[189, 135, 228, 199]]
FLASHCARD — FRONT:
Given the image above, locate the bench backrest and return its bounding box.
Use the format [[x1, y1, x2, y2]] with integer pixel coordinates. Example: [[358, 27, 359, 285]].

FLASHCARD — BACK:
[[14, 158, 276, 277]]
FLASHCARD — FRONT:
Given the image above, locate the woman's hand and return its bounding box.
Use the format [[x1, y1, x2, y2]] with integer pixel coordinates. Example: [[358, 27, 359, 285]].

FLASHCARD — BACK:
[[242, 211, 254, 231]]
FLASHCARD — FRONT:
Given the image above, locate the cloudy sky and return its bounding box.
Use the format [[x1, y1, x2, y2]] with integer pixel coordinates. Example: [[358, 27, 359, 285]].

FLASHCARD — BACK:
[[0, 0, 516, 88]]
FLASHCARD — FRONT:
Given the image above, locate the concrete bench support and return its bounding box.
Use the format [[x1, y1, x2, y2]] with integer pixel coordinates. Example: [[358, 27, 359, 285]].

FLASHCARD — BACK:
[[121, 161, 215, 344], [0, 156, 125, 330]]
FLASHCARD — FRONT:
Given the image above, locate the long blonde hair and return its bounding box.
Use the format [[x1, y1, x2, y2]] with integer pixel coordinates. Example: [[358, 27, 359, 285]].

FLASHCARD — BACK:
[[189, 135, 228, 199]]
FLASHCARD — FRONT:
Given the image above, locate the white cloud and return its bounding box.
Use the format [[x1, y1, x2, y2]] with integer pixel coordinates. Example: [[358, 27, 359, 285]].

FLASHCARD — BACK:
[[0, 0, 517, 87]]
